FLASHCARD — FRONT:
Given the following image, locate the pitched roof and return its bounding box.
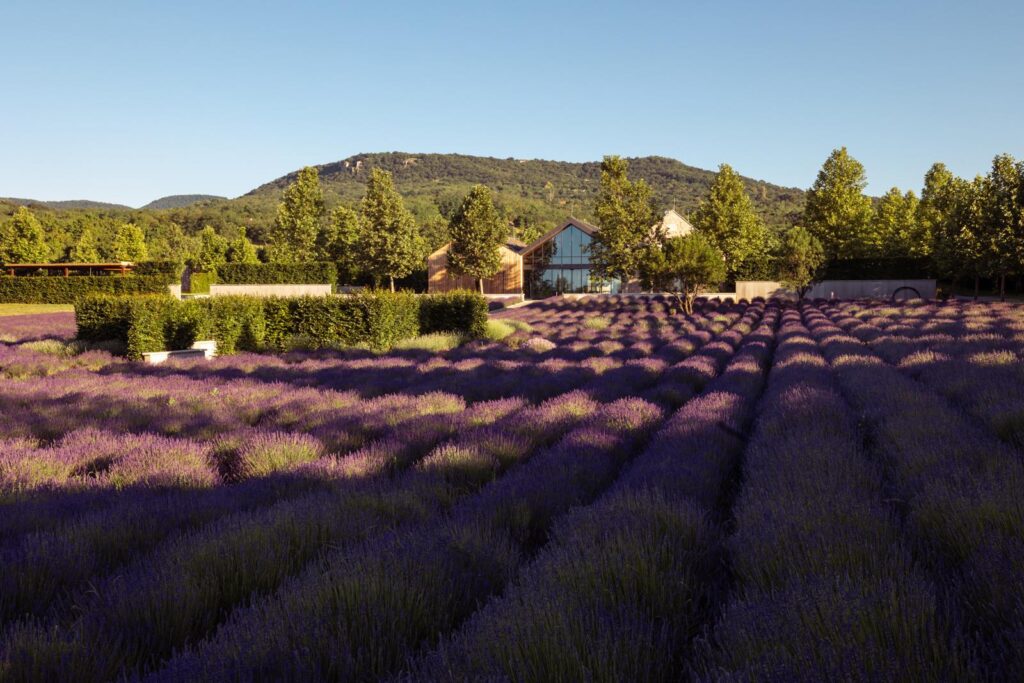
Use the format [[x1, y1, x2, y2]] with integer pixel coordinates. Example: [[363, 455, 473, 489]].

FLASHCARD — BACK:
[[520, 217, 600, 256], [428, 238, 527, 260]]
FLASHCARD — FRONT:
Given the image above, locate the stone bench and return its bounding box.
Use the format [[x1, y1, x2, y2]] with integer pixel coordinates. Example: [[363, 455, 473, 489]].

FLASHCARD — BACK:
[[141, 340, 217, 365]]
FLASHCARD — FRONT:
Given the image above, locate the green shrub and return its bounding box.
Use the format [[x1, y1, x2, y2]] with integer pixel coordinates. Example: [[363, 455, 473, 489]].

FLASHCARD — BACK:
[[76, 295, 134, 343], [361, 291, 421, 350], [0, 275, 170, 304], [420, 290, 488, 338], [133, 261, 184, 283], [188, 271, 217, 294], [126, 296, 178, 359], [216, 263, 337, 285]]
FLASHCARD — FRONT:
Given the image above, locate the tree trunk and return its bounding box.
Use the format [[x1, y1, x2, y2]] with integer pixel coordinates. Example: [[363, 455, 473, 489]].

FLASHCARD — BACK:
[[478, 278, 484, 295], [1000, 274, 1006, 301], [389, 276, 395, 293]]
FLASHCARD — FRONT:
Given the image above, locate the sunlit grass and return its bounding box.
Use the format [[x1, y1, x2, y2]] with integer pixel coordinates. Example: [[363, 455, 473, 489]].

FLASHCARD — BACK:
[[0, 304, 74, 316], [393, 332, 465, 352]]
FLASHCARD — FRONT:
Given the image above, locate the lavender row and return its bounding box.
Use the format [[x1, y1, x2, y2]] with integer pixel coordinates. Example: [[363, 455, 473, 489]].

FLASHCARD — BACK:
[[697, 308, 969, 680], [0, 388, 593, 681], [821, 303, 1024, 455], [140, 306, 766, 681], [2, 315, 720, 683], [0, 302, 749, 635], [147, 396, 667, 681], [802, 306, 1024, 678], [397, 306, 777, 681]]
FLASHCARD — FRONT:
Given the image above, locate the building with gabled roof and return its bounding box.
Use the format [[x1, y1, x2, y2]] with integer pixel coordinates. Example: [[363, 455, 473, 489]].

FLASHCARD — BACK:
[[427, 213, 690, 298]]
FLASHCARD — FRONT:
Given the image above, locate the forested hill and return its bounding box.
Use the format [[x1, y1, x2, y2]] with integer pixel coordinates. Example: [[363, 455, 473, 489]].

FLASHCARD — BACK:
[[246, 153, 805, 231], [0, 152, 806, 263], [141, 195, 226, 210], [0, 197, 133, 211]]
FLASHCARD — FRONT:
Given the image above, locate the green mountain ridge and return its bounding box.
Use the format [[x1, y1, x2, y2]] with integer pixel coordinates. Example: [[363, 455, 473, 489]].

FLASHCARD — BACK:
[[244, 152, 806, 231]]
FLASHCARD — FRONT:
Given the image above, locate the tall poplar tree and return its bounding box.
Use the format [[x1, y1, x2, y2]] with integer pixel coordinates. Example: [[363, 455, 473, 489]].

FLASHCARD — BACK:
[[268, 166, 324, 263], [590, 155, 658, 283], [0, 207, 50, 264], [447, 185, 507, 293], [358, 168, 423, 290], [691, 163, 771, 280], [111, 222, 148, 261], [802, 147, 874, 259]]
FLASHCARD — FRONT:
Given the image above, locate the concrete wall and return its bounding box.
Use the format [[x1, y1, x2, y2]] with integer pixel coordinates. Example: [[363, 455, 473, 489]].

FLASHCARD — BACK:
[[208, 284, 334, 298], [168, 284, 182, 299], [736, 279, 936, 301]]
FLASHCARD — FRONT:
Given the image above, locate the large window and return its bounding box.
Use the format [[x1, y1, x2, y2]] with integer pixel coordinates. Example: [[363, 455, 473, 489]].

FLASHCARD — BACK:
[[523, 223, 620, 298]]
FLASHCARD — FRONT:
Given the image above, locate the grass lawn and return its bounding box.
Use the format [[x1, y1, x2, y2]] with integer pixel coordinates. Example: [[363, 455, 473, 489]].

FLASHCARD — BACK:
[[0, 303, 75, 316]]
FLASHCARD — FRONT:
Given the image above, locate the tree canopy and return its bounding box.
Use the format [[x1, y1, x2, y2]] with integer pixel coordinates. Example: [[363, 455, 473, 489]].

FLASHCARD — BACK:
[[0, 207, 50, 264], [776, 226, 825, 298], [267, 166, 324, 263], [446, 184, 508, 293], [645, 233, 726, 314], [802, 147, 873, 259], [111, 222, 148, 261], [357, 168, 424, 290], [590, 156, 658, 283], [691, 163, 772, 280]]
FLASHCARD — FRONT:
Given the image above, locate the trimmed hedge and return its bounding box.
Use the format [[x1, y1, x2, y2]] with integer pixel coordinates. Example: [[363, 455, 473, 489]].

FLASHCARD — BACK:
[[75, 290, 478, 358], [216, 262, 337, 285], [133, 261, 184, 283], [0, 275, 171, 304], [420, 290, 489, 338]]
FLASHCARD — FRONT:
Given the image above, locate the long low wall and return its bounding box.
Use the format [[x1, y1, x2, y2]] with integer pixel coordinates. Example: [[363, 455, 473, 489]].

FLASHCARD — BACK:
[[736, 280, 936, 301], [208, 284, 334, 298]]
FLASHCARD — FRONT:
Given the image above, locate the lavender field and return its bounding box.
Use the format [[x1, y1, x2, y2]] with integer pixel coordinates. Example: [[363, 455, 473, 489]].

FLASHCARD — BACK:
[[0, 296, 1022, 681]]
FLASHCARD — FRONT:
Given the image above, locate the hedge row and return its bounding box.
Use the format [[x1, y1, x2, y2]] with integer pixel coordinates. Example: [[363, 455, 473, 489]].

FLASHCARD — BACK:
[[76, 290, 488, 359], [0, 275, 172, 304], [215, 262, 337, 285], [420, 290, 489, 338], [132, 261, 184, 283]]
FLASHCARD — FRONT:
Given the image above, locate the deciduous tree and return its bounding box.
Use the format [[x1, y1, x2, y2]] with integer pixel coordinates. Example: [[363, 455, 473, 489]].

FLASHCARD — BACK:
[[70, 226, 101, 262], [0, 207, 50, 264], [192, 226, 229, 271], [111, 222, 148, 261], [691, 163, 772, 280], [446, 185, 507, 293], [776, 225, 825, 299], [318, 205, 363, 283], [645, 233, 726, 314], [268, 166, 324, 263], [868, 187, 923, 257], [225, 227, 259, 264], [802, 147, 873, 259], [358, 168, 424, 290], [591, 155, 658, 284], [978, 154, 1023, 299]]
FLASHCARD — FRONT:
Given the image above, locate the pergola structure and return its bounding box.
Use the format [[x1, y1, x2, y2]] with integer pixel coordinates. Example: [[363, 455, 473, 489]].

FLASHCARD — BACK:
[[3, 262, 135, 277]]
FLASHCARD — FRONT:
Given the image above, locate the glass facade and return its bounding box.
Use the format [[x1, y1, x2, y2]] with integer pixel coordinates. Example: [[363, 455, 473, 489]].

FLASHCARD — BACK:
[[523, 224, 620, 298]]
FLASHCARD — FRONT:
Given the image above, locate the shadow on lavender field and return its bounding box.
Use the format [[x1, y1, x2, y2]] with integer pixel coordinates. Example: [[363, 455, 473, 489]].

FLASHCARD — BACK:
[[1, 296, 1023, 681]]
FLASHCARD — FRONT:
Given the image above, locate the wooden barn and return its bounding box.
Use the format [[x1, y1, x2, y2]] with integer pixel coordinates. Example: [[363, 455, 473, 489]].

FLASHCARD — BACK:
[[427, 238, 526, 294]]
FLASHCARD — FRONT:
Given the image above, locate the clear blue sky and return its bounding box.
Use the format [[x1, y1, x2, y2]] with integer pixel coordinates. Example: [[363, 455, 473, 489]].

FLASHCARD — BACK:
[[2, 0, 1021, 207]]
